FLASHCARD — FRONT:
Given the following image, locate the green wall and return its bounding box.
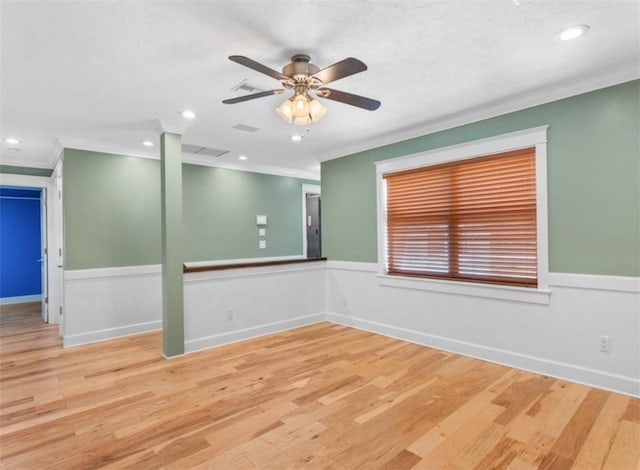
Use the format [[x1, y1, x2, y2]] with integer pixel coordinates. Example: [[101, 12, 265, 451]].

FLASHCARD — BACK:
[[63, 148, 318, 270], [0, 165, 53, 177], [322, 80, 640, 276]]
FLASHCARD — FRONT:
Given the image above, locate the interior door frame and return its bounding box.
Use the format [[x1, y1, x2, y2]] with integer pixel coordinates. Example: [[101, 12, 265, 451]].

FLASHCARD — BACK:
[[0, 172, 59, 325], [301, 184, 321, 258]]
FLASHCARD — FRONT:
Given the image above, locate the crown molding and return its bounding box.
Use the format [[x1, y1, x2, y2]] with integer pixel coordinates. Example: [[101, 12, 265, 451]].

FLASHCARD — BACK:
[[317, 64, 640, 162], [57, 136, 158, 161], [0, 155, 54, 170], [181, 153, 319, 180], [55, 136, 319, 181]]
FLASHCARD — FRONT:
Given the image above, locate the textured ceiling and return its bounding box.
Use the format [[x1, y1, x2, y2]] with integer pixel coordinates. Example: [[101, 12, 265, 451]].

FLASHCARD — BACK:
[[1, 0, 638, 179]]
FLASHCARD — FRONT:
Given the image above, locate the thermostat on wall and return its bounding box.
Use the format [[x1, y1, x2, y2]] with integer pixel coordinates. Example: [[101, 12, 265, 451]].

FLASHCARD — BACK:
[[256, 215, 267, 225]]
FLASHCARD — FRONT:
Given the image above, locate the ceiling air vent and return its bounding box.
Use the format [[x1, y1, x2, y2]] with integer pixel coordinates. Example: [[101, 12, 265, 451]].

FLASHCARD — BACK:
[[232, 123, 260, 133], [231, 79, 264, 94], [182, 143, 229, 158]]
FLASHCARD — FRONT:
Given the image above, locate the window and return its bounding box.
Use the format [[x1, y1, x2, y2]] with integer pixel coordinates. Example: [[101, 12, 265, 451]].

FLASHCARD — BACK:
[[376, 127, 549, 302], [384, 148, 537, 287]]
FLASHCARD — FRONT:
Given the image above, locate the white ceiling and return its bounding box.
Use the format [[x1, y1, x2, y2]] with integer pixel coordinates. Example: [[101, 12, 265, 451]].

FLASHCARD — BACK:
[[1, 0, 638, 179]]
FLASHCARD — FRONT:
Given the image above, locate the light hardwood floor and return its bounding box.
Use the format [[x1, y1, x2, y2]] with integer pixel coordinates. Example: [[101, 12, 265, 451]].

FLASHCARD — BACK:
[[0, 303, 638, 469]]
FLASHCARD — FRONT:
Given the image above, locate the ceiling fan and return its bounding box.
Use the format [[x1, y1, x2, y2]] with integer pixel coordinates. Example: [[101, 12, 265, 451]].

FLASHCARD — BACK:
[[222, 54, 381, 126]]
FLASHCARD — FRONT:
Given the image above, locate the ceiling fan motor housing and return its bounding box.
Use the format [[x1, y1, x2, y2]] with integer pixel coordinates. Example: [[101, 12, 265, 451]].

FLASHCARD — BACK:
[[282, 54, 320, 79]]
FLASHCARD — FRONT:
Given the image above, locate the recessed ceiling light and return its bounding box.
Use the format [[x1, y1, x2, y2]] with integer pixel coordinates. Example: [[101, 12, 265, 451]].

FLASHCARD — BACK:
[[181, 110, 196, 119], [558, 25, 589, 41], [5, 137, 20, 145], [238, 155, 248, 161], [291, 134, 303, 142], [142, 140, 154, 147]]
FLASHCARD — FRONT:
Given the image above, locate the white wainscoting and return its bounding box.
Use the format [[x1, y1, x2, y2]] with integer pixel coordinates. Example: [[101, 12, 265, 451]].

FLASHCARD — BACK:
[[63, 265, 162, 347], [326, 261, 640, 397], [183, 262, 327, 353], [62, 259, 639, 397]]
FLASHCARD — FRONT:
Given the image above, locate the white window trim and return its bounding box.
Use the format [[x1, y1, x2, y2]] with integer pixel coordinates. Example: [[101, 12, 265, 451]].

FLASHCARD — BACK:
[[375, 126, 550, 304]]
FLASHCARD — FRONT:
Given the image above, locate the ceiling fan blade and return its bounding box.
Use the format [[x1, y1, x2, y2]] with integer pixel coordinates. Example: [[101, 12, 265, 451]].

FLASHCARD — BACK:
[[222, 89, 285, 104], [228, 55, 290, 82], [316, 88, 381, 111], [311, 57, 367, 84]]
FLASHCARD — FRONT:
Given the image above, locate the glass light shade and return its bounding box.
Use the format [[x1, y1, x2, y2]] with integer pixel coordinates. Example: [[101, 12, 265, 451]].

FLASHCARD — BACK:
[[308, 98, 327, 122], [276, 98, 295, 123], [292, 93, 310, 117], [276, 94, 327, 125]]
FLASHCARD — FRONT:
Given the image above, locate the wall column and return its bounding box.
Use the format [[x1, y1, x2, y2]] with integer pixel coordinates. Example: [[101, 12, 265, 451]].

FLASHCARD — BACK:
[[159, 130, 184, 357]]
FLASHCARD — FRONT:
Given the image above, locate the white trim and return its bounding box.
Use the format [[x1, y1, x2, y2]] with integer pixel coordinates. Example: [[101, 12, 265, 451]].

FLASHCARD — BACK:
[[57, 136, 320, 181], [377, 274, 551, 304], [0, 173, 58, 325], [326, 262, 640, 293], [301, 183, 322, 258], [374, 126, 549, 174], [535, 140, 549, 290], [0, 174, 51, 188], [58, 136, 157, 161], [64, 264, 162, 281], [549, 273, 640, 293], [318, 66, 639, 163], [326, 313, 639, 398], [185, 313, 325, 353], [182, 154, 320, 181], [63, 320, 162, 348], [325, 260, 378, 273], [375, 126, 549, 302], [64, 257, 325, 281], [0, 294, 42, 305]]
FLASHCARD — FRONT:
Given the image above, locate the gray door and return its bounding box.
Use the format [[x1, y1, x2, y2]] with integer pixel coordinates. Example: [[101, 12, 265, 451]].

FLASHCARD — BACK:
[[306, 194, 321, 258]]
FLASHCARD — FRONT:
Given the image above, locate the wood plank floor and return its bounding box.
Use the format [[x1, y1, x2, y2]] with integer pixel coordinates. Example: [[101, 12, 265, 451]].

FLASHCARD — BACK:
[[0, 303, 638, 469]]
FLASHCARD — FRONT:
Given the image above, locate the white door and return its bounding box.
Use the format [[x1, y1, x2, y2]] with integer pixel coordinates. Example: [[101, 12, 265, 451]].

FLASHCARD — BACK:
[[40, 188, 48, 322]]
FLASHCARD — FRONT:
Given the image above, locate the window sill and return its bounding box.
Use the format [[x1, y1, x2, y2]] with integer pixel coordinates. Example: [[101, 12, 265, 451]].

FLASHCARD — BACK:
[[377, 273, 551, 304]]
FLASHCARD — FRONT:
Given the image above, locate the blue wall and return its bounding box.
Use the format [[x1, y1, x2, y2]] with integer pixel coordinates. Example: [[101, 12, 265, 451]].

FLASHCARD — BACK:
[[0, 188, 42, 298]]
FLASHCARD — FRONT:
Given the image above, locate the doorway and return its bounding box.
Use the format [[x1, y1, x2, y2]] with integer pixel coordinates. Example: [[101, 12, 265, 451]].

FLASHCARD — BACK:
[[0, 173, 60, 329], [302, 183, 322, 259], [0, 186, 45, 319], [305, 194, 321, 258]]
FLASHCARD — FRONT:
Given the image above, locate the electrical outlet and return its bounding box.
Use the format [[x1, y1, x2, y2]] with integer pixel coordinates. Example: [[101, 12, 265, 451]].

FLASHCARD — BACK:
[[599, 335, 610, 353], [259, 240, 266, 249], [227, 307, 233, 320]]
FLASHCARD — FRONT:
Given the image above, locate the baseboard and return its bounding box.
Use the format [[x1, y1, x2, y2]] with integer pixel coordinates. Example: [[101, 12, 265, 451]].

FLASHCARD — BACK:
[[326, 312, 639, 398], [0, 294, 42, 305], [63, 320, 162, 348], [185, 313, 326, 354]]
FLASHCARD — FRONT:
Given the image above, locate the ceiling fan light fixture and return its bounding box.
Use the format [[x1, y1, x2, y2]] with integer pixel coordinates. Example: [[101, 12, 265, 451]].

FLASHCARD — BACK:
[[276, 94, 326, 125], [292, 93, 310, 117], [308, 98, 327, 122], [276, 98, 295, 123]]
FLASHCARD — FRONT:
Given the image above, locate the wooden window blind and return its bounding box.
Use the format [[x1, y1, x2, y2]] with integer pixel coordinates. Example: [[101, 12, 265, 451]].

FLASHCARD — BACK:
[[383, 148, 537, 287]]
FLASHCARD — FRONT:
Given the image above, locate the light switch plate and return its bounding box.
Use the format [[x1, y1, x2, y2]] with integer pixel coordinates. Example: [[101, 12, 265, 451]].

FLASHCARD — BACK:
[[256, 215, 267, 225], [259, 228, 266, 236]]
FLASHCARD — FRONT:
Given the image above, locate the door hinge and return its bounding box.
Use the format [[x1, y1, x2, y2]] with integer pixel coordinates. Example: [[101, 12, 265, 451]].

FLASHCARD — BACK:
[[58, 190, 61, 199], [44, 248, 48, 255], [59, 248, 62, 256], [45, 297, 48, 304], [59, 306, 63, 316]]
